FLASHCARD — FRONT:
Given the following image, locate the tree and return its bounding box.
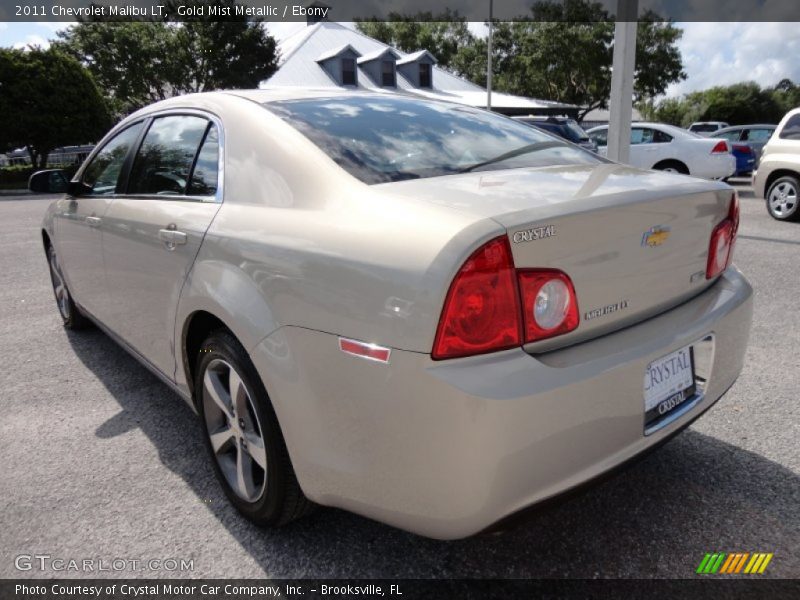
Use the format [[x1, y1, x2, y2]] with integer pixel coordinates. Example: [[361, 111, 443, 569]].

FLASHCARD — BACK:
[[646, 82, 788, 127], [355, 11, 474, 70], [56, 0, 278, 115], [452, 0, 685, 120], [0, 47, 111, 168], [768, 79, 800, 115], [681, 82, 783, 125]]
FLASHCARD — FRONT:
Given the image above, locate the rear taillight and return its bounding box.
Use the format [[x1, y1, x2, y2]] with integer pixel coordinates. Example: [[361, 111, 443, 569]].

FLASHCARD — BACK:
[[518, 270, 579, 342], [432, 237, 522, 360], [432, 237, 579, 359], [706, 193, 739, 279], [711, 140, 729, 154], [732, 143, 752, 154]]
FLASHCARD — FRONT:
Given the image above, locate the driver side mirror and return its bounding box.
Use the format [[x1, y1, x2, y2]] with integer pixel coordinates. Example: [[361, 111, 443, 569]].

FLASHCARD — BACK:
[[28, 170, 68, 194]]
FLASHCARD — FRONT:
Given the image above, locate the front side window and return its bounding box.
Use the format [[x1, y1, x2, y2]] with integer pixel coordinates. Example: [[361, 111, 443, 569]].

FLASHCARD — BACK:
[[341, 58, 357, 86], [419, 63, 432, 88], [80, 122, 144, 195], [267, 96, 599, 184], [715, 130, 742, 142], [128, 115, 210, 195], [381, 61, 396, 87]]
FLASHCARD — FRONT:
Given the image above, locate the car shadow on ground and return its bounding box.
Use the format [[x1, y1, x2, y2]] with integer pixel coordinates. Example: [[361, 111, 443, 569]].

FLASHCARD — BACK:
[[68, 327, 800, 578]]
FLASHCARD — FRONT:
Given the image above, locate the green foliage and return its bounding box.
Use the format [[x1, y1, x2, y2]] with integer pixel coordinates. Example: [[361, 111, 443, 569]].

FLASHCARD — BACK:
[[355, 11, 474, 69], [649, 81, 791, 127], [56, 0, 278, 116], [0, 164, 80, 188], [393, 0, 685, 120], [0, 47, 111, 168], [770, 78, 800, 115]]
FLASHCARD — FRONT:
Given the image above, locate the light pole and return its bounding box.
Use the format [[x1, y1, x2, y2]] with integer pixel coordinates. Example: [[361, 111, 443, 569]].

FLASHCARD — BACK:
[[487, 0, 493, 111], [607, 0, 638, 164]]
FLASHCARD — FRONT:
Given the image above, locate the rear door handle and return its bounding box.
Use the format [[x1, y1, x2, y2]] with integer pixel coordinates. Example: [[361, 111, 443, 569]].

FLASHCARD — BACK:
[[86, 216, 102, 227]]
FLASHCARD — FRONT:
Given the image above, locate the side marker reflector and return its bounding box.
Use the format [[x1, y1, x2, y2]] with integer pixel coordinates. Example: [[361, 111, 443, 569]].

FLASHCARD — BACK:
[[339, 337, 391, 363]]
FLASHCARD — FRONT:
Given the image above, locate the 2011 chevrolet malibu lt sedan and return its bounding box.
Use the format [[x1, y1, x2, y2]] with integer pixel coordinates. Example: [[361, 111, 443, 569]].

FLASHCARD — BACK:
[[33, 89, 753, 539]]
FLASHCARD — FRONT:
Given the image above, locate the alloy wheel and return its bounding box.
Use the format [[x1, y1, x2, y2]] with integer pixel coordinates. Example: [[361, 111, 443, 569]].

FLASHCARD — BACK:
[[769, 181, 797, 217], [202, 358, 267, 502]]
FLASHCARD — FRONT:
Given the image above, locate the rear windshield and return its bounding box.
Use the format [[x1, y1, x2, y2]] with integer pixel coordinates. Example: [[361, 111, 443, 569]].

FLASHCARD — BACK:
[[563, 120, 590, 142], [690, 124, 720, 133], [266, 96, 600, 184]]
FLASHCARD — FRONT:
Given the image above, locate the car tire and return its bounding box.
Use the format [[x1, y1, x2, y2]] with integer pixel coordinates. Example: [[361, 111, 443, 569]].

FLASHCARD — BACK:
[[46, 244, 90, 330], [766, 175, 800, 221], [195, 329, 314, 526], [654, 160, 689, 175]]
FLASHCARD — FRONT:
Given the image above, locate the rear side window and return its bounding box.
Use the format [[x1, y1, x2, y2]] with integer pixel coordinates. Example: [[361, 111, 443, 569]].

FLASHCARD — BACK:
[[653, 130, 673, 143], [779, 115, 800, 140], [744, 128, 774, 142], [80, 122, 144, 195], [128, 116, 210, 196], [187, 126, 219, 196]]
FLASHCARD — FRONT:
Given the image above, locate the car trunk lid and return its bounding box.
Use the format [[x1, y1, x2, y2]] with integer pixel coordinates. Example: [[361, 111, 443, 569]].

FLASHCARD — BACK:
[[377, 163, 735, 352]]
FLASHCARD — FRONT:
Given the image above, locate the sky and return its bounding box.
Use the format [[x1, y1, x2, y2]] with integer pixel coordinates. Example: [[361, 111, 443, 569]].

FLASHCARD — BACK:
[[2, 21, 800, 99]]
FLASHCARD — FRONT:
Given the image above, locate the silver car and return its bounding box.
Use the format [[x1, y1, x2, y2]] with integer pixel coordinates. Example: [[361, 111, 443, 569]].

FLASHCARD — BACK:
[[34, 90, 753, 539]]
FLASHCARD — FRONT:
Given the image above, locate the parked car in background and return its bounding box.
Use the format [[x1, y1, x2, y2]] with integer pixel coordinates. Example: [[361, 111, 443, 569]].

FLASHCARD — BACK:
[[586, 123, 736, 179], [688, 122, 730, 136], [753, 108, 800, 221], [710, 125, 776, 175], [31, 90, 752, 539], [512, 116, 598, 153]]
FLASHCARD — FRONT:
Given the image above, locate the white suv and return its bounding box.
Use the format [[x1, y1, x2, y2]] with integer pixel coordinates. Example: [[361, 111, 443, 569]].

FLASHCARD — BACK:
[[753, 108, 800, 221]]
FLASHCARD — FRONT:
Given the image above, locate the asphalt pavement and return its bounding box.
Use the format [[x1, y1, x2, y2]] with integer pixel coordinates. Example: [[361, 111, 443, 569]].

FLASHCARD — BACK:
[[0, 181, 798, 579]]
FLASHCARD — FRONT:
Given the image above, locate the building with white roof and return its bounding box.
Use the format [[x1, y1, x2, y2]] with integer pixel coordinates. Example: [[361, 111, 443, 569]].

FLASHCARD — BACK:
[[264, 20, 579, 117]]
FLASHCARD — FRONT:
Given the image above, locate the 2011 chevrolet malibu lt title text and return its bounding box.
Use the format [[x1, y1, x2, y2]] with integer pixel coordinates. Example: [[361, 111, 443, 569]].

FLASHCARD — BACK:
[[33, 90, 753, 539]]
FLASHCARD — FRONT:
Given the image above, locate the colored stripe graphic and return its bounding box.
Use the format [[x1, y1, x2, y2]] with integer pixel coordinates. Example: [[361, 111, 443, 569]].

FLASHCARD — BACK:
[[697, 552, 772, 574], [719, 553, 737, 574], [712, 553, 727, 573], [734, 553, 749, 573], [696, 554, 712, 574], [758, 554, 774, 574]]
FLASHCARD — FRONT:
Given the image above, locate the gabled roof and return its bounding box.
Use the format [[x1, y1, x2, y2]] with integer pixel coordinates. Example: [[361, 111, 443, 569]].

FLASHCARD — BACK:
[[357, 48, 401, 64], [266, 22, 577, 114], [315, 43, 361, 63], [396, 50, 438, 65]]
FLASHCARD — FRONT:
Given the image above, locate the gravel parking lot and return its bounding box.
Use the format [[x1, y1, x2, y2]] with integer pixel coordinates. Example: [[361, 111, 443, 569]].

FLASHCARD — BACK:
[[0, 180, 798, 579]]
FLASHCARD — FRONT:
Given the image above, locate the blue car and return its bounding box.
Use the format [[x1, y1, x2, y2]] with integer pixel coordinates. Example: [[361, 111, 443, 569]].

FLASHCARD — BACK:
[[711, 125, 776, 176], [729, 143, 756, 176]]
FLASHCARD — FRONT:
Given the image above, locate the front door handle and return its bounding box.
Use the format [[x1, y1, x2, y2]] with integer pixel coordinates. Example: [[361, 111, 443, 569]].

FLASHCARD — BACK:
[[158, 228, 187, 249], [86, 216, 102, 227]]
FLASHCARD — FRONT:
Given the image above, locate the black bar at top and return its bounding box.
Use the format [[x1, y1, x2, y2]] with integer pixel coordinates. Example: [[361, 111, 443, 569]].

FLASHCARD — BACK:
[[1, 0, 799, 23]]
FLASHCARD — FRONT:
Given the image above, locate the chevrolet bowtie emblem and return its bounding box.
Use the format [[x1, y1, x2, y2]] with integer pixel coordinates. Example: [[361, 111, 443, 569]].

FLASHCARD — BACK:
[[642, 225, 671, 247]]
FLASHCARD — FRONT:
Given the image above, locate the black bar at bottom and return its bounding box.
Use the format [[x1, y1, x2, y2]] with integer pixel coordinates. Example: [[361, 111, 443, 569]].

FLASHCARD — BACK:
[[2, 579, 799, 600]]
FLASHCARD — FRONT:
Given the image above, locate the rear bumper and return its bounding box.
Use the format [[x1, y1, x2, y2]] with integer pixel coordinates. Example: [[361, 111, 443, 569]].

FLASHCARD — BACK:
[[251, 268, 753, 539], [694, 154, 736, 179]]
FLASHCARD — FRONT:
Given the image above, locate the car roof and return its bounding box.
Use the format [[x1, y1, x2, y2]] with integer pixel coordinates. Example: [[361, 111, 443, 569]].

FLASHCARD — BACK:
[[713, 124, 777, 133], [586, 122, 692, 134], [512, 116, 573, 122]]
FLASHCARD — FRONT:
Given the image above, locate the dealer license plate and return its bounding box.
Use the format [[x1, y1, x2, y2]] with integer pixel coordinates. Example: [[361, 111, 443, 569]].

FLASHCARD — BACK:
[[643, 345, 695, 427]]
